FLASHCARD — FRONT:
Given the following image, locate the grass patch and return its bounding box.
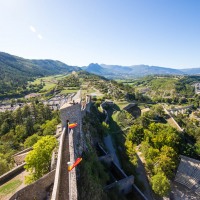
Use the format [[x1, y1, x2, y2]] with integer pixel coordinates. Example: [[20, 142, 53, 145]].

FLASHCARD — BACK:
[[0, 179, 22, 195], [114, 101, 129, 110], [60, 88, 79, 94], [42, 83, 57, 91]]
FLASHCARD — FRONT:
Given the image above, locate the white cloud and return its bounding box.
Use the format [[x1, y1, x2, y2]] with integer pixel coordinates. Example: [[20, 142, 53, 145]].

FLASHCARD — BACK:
[[29, 25, 36, 33], [37, 34, 43, 40], [29, 25, 43, 40]]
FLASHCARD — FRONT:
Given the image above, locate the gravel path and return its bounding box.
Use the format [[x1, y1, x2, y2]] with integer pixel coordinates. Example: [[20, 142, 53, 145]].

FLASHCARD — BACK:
[[58, 133, 69, 200]]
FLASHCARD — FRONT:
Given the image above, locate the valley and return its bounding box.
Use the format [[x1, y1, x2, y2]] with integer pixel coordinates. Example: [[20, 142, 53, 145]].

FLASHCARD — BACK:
[[1, 53, 200, 199]]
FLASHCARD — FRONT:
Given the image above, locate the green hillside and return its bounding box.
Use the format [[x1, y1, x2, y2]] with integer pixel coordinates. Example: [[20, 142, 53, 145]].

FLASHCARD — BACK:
[[0, 52, 80, 98]]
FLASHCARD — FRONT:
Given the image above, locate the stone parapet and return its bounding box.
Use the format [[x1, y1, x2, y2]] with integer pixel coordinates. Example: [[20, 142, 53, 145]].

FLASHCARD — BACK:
[[10, 170, 55, 200], [51, 127, 66, 200], [0, 163, 25, 185], [68, 129, 78, 200]]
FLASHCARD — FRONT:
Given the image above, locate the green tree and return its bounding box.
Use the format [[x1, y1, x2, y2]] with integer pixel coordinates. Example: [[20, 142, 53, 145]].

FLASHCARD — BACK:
[[151, 172, 170, 197], [0, 154, 9, 175], [125, 140, 138, 166], [0, 121, 10, 135], [152, 105, 165, 117], [127, 125, 144, 145], [14, 108, 23, 124], [15, 125, 26, 142], [41, 119, 58, 136], [24, 134, 41, 148], [145, 123, 179, 149], [102, 121, 109, 135], [22, 105, 31, 118], [24, 116, 34, 136], [154, 153, 176, 178], [25, 136, 58, 183]]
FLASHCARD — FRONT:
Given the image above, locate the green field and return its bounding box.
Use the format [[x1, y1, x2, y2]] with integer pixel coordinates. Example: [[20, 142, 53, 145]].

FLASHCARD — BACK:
[[0, 179, 22, 195], [60, 88, 79, 95], [114, 101, 129, 110]]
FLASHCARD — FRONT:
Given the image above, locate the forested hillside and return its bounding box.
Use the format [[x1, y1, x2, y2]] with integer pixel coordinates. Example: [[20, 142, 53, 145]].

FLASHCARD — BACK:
[[0, 52, 80, 98], [127, 75, 198, 103], [0, 102, 60, 176]]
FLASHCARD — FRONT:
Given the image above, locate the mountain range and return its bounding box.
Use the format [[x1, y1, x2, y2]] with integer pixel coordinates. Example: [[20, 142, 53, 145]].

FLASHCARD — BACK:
[[1, 52, 200, 81], [83, 63, 200, 78]]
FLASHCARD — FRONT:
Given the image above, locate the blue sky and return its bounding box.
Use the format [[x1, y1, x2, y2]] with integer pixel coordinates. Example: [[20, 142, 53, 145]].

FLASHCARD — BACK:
[[0, 0, 200, 68]]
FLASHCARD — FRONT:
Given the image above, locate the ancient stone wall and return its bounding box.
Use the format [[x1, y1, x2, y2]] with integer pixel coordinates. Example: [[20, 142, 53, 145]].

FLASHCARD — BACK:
[[10, 170, 55, 200], [13, 152, 29, 166], [68, 129, 77, 200], [60, 103, 81, 128], [0, 163, 25, 185], [51, 127, 66, 200]]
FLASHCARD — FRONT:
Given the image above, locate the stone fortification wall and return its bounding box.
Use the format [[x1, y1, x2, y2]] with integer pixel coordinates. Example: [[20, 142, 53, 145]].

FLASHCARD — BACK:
[[13, 147, 32, 157], [60, 103, 81, 128], [104, 175, 134, 195], [13, 147, 32, 165], [10, 170, 55, 200], [51, 127, 66, 200], [59, 103, 81, 200], [163, 107, 183, 132], [54, 95, 91, 200], [0, 163, 25, 185], [132, 184, 149, 200], [68, 129, 77, 200], [13, 152, 29, 166]]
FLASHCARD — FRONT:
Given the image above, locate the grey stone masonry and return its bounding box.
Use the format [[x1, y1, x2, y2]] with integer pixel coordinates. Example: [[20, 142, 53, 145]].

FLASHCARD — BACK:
[[60, 102, 81, 128], [0, 163, 25, 185], [10, 170, 55, 200]]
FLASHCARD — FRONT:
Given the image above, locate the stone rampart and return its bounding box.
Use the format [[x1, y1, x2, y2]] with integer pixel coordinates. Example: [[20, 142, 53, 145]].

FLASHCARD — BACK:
[[99, 154, 113, 165], [51, 127, 66, 200], [104, 175, 134, 195], [163, 107, 183, 132], [68, 129, 78, 200], [0, 163, 25, 185], [13, 153, 29, 166], [60, 103, 81, 128], [13, 147, 32, 157], [132, 184, 149, 200], [10, 170, 55, 200]]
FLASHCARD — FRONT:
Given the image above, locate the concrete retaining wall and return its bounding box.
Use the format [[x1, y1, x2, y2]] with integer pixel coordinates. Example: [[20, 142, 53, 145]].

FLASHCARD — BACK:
[[10, 170, 55, 200]]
